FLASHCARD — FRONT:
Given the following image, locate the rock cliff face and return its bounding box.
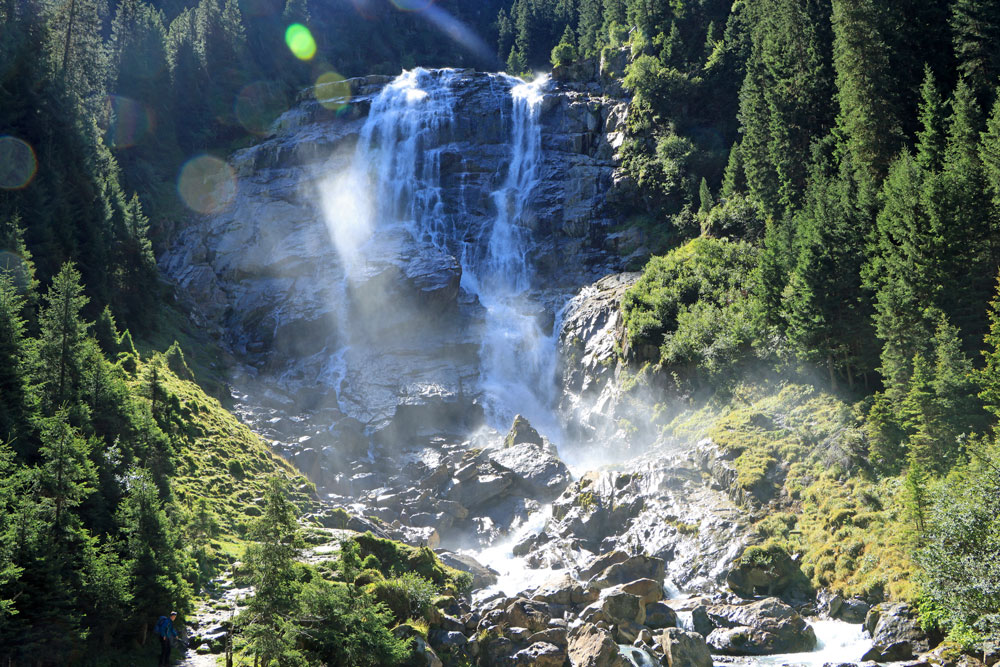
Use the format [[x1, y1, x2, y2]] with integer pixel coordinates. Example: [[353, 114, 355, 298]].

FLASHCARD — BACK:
[[160, 68, 630, 457]]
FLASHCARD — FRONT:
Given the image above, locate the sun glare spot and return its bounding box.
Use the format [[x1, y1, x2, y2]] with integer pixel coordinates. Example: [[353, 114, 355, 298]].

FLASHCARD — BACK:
[[319, 169, 373, 272], [285, 23, 317, 60], [0, 136, 37, 189], [104, 95, 152, 149], [314, 71, 351, 112], [177, 155, 236, 214], [236, 81, 288, 135]]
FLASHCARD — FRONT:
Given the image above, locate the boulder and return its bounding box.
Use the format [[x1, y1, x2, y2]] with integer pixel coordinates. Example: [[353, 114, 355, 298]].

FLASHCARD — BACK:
[[580, 550, 630, 580], [644, 602, 678, 630], [602, 591, 646, 626], [490, 442, 571, 500], [505, 598, 552, 633], [532, 574, 599, 606], [621, 578, 663, 606], [511, 641, 565, 667], [435, 550, 498, 589], [589, 555, 665, 590], [865, 603, 931, 655], [656, 628, 713, 667], [862, 640, 913, 662], [504, 414, 543, 448], [567, 623, 627, 667], [835, 597, 871, 624], [446, 473, 513, 509], [705, 597, 817, 655], [725, 543, 810, 599]]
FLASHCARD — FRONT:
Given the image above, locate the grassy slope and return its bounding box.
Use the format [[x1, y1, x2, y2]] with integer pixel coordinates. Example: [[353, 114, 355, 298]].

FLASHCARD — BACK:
[[661, 382, 915, 601]]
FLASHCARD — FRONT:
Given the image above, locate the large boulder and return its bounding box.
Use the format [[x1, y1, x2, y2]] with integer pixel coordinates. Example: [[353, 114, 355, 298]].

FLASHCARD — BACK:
[[644, 602, 678, 630], [589, 554, 665, 590], [446, 472, 513, 509], [656, 628, 713, 667], [504, 598, 552, 633], [567, 623, 627, 667], [725, 544, 811, 599], [705, 597, 817, 655], [864, 602, 932, 655], [511, 641, 565, 667], [434, 550, 498, 589], [532, 574, 600, 606], [504, 414, 544, 448], [601, 591, 645, 625], [490, 442, 571, 500]]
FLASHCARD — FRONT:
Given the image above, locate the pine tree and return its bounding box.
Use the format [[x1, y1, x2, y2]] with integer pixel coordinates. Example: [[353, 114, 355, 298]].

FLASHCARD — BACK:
[[38, 410, 95, 530], [36, 263, 90, 410], [0, 274, 32, 455], [980, 92, 1000, 265], [832, 0, 902, 211], [738, 0, 835, 219], [721, 141, 745, 198], [951, 0, 1000, 104], [242, 477, 304, 665], [577, 0, 603, 57], [94, 305, 121, 358], [497, 8, 514, 61], [698, 177, 713, 214], [916, 66, 948, 173], [978, 273, 1000, 419]]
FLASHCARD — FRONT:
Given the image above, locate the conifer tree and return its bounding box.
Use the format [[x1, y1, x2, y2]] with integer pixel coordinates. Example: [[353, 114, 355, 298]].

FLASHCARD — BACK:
[[698, 177, 713, 214], [916, 66, 948, 173], [951, 0, 1000, 104], [38, 410, 95, 529], [577, 0, 603, 57], [242, 477, 304, 665], [721, 141, 745, 198], [0, 274, 31, 455], [94, 305, 122, 358], [36, 263, 90, 410], [978, 274, 1000, 419], [832, 0, 902, 211]]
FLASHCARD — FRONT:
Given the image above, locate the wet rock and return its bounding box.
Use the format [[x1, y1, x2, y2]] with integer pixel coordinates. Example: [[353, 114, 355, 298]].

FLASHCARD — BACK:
[[567, 623, 627, 667], [532, 574, 599, 606], [505, 598, 553, 633], [435, 550, 498, 589], [504, 414, 544, 448], [589, 555, 665, 590], [490, 442, 571, 500], [530, 627, 569, 648], [620, 578, 663, 606], [511, 641, 565, 667], [862, 640, 913, 662], [656, 628, 713, 667], [393, 625, 443, 667], [835, 597, 871, 624], [446, 473, 513, 509], [644, 602, 678, 630], [864, 603, 931, 655], [602, 591, 646, 626], [614, 619, 645, 644], [579, 550, 630, 580], [725, 543, 810, 599], [705, 598, 817, 655]]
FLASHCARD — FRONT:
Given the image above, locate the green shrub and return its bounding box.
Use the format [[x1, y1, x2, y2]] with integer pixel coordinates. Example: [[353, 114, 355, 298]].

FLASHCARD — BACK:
[[369, 573, 437, 623], [551, 41, 577, 68]]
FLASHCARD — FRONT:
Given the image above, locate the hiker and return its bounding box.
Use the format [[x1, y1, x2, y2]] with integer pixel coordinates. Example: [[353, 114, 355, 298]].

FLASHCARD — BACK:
[[154, 611, 179, 666]]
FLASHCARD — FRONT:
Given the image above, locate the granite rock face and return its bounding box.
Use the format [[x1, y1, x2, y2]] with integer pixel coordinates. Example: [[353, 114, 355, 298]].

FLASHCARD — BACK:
[[160, 68, 630, 473]]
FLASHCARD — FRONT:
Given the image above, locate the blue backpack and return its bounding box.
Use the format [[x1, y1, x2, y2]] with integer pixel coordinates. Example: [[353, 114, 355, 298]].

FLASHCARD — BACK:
[[154, 616, 170, 638]]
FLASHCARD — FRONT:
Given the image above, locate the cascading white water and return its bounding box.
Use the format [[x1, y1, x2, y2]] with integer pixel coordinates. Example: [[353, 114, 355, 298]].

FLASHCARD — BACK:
[[319, 68, 561, 437]]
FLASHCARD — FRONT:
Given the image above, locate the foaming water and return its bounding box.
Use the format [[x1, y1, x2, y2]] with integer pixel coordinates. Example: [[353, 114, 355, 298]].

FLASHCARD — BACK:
[[741, 619, 872, 666], [460, 504, 573, 602]]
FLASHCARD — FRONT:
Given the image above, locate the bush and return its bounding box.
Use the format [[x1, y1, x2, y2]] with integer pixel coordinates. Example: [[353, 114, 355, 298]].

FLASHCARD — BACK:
[[621, 238, 760, 387], [369, 573, 437, 623], [551, 41, 577, 68], [298, 578, 411, 666]]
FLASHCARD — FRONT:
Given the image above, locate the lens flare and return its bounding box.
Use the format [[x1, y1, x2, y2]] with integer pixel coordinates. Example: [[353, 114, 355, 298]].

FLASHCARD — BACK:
[[390, 0, 434, 10], [104, 95, 152, 148], [314, 71, 351, 112], [236, 81, 288, 135], [0, 250, 31, 289], [285, 23, 317, 60], [0, 136, 37, 189], [177, 155, 236, 214]]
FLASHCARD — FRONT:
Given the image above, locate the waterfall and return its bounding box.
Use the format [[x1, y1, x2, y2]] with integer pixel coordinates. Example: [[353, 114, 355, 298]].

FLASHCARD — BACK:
[[320, 68, 560, 438]]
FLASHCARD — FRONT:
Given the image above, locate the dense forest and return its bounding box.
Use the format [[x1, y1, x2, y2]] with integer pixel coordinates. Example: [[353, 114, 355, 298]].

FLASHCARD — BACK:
[[2, 0, 1000, 663]]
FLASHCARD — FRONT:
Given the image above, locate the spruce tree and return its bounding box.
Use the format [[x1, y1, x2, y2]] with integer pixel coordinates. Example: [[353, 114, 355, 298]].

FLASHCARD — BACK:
[[951, 0, 1000, 104], [832, 0, 902, 211], [916, 66, 947, 173], [577, 0, 603, 58], [36, 262, 90, 410], [721, 141, 745, 198], [0, 274, 31, 455]]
